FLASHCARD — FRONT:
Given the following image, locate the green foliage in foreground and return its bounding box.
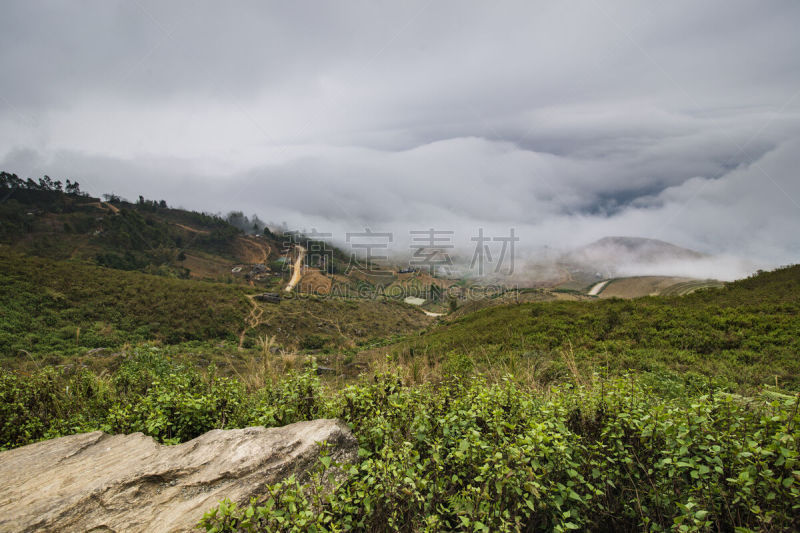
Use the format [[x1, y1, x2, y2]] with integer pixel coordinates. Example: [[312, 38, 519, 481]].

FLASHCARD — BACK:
[[2, 350, 798, 531], [0, 349, 321, 448], [204, 374, 800, 532]]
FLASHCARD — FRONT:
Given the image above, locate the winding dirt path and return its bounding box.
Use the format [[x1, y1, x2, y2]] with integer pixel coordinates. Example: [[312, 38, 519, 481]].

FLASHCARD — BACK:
[[238, 294, 271, 350]]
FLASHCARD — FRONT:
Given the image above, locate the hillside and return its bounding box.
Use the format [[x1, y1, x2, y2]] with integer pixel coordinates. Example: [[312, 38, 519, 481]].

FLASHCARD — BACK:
[[366, 265, 800, 391], [0, 174, 297, 282], [0, 250, 432, 366], [0, 174, 457, 304], [591, 276, 724, 298], [2, 264, 799, 531]]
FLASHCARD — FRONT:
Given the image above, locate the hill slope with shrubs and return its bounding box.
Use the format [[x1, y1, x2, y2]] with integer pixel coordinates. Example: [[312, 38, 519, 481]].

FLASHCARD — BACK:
[[0, 250, 248, 359], [0, 250, 431, 363], [376, 265, 800, 392]]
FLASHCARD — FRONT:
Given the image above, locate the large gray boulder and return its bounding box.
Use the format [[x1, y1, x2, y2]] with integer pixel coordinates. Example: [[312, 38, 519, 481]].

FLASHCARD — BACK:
[[0, 419, 357, 532]]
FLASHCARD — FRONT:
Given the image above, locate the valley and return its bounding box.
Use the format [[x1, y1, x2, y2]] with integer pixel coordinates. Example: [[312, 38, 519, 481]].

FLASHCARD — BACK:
[[1, 180, 798, 532]]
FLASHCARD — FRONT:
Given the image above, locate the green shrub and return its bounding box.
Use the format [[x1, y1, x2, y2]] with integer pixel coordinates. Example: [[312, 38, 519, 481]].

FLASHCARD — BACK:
[[2, 351, 799, 531], [106, 368, 246, 443], [249, 369, 323, 428], [300, 335, 327, 351], [203, 373, 800, 532], [0, 366, 111, 449]]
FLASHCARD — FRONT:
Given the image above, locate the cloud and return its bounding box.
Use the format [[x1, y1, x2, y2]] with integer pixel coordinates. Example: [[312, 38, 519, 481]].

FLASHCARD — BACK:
[[1, 0, 799, 274]]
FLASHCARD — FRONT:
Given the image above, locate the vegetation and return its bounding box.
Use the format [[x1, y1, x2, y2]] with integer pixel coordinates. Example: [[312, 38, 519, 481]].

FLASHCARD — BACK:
[[0, 250, 248, 359], [0, 175, 246, 274], [203, 371, 800, 532], [0, 251, 431, 362], [1, 349, 798, 532], [382, 265, 800, 393], [0, 179, 438, 298]]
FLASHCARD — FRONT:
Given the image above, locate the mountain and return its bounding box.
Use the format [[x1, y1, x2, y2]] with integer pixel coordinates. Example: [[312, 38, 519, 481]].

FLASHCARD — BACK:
[[0, 174, 365, 289], [562, 236, 707, 275], [569, 236, 705, 263]]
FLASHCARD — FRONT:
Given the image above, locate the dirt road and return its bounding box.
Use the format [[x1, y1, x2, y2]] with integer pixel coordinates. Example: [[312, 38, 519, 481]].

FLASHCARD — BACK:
[[588, 280, 610, 296], [174, 223, 209, 235], [284, 245, 306, 292]]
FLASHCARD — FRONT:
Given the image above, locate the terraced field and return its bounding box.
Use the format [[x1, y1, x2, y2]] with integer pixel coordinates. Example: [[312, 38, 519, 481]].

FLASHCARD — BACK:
[[597, 276, 723, 298], [659, 278, 725, 295]]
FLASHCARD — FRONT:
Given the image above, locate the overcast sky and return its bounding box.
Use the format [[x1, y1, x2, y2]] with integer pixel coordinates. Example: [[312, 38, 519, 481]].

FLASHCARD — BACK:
[[1, 1, 799, 272]]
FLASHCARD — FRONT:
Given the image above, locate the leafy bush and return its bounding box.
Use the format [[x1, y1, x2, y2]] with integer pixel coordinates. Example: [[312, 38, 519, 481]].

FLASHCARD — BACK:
[[106, 368, 245, 443], [2, 348, 799, 531], [249, 369, 323, 427], [0, 366, 111, 448], [203, 373, 800, 532], [0, 349, 327, 449]]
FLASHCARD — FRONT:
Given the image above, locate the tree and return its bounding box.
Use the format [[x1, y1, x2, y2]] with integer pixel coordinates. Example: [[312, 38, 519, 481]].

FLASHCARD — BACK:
[[429, 283, 442, 302], [65, 180, 83, 195], [38, 175, 54, 190], [448, 297, 458, 313], [0, 172, 24, 189]]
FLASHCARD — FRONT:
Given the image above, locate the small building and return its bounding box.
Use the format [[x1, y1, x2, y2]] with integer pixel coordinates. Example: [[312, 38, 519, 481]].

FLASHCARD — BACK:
[[254, 293, 281, 304]]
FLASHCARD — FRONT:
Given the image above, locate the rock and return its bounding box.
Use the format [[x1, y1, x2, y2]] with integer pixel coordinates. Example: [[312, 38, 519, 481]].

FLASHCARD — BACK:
[[0, 419, 357, 533], [316, 366, 336, 375]]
